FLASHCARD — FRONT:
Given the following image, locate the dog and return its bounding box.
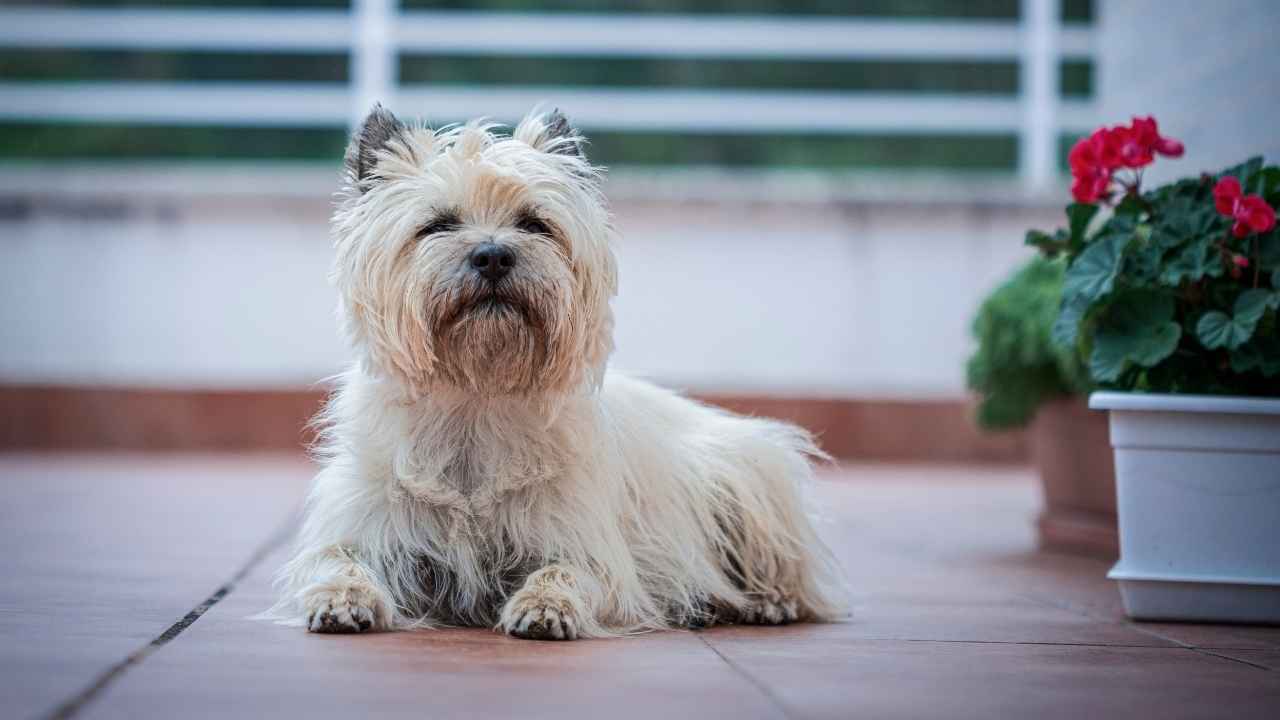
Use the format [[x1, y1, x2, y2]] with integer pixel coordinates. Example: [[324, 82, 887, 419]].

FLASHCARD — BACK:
[[267, 105, 846, 639]]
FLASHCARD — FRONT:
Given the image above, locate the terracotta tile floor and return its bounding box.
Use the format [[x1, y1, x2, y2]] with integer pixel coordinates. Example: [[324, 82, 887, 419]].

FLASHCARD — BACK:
[[1, 454, 1277, 720]]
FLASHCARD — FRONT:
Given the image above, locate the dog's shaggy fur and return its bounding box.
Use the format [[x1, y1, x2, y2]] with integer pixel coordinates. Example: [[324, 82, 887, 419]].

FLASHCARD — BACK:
[[267, 105, 847, 639]]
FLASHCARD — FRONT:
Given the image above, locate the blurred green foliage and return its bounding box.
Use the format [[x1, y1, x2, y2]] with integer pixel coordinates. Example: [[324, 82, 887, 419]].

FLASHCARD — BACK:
[[44, 0, 1092, 22], [0, 123, 1019, 169], [0, 123, 347, 161], [0, 51, 348, 82], [400, 57, 1020, 93], [966, 255, 1092, 430]]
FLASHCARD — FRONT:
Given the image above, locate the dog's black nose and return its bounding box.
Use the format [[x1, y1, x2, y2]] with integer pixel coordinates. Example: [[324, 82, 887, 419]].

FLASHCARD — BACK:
[[470, 242, 516, 282]]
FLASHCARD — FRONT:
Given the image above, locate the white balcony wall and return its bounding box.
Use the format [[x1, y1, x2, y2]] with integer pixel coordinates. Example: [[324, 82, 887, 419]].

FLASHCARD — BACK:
[[0, 170, 1053, 398]]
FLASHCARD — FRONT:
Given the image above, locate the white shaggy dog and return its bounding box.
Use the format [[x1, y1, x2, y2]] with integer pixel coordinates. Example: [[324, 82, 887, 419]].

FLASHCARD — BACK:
[[268, 105, 846, 639]]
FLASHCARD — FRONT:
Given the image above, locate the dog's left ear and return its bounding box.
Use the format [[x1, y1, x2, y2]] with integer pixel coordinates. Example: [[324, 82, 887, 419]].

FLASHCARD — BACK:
[[515, 108, 584, 159], [344, 103, 408, 191]]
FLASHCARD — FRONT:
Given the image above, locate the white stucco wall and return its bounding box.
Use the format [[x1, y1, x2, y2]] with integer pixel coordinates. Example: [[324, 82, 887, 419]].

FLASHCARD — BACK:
[[1097, 0, 1280, 183], [0, 170, 1051, 398]]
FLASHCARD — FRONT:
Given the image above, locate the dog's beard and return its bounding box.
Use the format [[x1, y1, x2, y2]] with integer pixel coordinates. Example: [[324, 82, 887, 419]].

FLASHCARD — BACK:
[[430, 279, 556, 396]]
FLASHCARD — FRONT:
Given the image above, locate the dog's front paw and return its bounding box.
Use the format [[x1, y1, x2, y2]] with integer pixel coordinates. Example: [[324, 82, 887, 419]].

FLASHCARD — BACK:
[[736, 588, 802, 626], [302, 581, 388, 634], [500, 590, 580, 640]]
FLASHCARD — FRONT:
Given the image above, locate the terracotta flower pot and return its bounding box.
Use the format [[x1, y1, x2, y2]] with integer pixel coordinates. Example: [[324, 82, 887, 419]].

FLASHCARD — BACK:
[[1031, 396, 1118, 558]]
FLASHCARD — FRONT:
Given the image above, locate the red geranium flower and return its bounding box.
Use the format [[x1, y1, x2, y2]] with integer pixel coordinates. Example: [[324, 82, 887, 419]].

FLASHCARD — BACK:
[[1213, 176, 1243, 214], [1070, 129, 1122, 173], [1067, 117, 1182, 204], [1213, 176, 1277, 237], [1121, 116, 1184, 168], [1098, 126, 1128, 169], [1068, 132, 1119, 202], [1071, 165, 1111, 204]]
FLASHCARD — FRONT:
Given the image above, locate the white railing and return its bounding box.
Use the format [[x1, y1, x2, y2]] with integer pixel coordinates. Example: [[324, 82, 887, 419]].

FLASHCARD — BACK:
[[0, 0, 1090, 188]]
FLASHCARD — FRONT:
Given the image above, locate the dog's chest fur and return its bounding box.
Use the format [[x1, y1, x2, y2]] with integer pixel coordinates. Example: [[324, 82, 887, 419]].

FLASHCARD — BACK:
[[387, 396, 582, 515], [383, 404, 588, 624]]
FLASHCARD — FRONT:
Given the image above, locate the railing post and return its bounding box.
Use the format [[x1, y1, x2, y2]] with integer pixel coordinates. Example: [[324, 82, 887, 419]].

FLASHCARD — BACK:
[[351, 0, 396, 129], [1020, 0, 1060, 192]]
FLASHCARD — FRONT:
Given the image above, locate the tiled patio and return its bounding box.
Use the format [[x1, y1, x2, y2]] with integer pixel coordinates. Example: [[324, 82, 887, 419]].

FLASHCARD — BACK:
[[2, 454, 1277, 720]]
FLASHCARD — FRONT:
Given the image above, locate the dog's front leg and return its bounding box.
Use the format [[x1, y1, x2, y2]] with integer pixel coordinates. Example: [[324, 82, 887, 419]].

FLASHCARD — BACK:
[[298, 546, 395, 634], [499, 564, 591, 640]]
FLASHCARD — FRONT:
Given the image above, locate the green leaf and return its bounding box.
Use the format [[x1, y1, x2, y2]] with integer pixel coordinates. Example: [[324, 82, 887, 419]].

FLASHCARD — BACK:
[[1051, 294, 1089, 349], [1259, 232, 1280, 269], [1062, 231, 1131, 306], [1148, 226, 1182, 252], [1153, 194, 1220, 244], [1089, 292, 1182, 382], [1256, 166, 1280, 204], [1198, 311, 1245, 350], [1114, 193, 1146, 218], [1231, 335, 1280, 378], [1066, 202, 1099, 245], [1125, 247, 1162, 285], [1196, 290, 1272, 350], [1272, 268, 1280, 288], [1237, 288, 1273, 325], [1025, 228, 1066, 254], [1160, 242, 1221, 285], [1224, 156, 1264, 186]]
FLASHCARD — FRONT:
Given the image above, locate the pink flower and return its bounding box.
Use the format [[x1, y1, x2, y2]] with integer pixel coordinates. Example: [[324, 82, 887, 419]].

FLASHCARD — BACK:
[[1213, 177, 1277, 238]]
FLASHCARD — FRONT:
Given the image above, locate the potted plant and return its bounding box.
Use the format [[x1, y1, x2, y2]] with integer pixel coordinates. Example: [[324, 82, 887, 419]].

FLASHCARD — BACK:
[[966, 256, 1117, 557], [1034, 116, 1280, 623]]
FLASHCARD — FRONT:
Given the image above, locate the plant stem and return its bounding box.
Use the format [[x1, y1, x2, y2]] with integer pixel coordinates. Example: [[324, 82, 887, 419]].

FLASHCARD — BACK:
[[1254, 236, 1261, 288]]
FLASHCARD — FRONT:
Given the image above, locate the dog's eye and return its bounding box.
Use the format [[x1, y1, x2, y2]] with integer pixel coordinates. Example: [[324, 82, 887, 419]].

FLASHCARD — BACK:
[[516, 215, 551, 237], [417, 214, 460, 239]]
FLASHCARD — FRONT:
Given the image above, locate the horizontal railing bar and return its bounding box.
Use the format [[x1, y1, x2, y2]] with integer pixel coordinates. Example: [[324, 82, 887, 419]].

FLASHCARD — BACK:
[[0, 82, 1097, 134], [0, 83, 350, 127], [396, 12, 1095, 60], [0, 8, 1093, 60], [0, 8, 352, 53]]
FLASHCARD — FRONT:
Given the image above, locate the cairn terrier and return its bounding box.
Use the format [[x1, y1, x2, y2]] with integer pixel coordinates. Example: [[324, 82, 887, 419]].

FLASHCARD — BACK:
[[268, 105, 846, 639]]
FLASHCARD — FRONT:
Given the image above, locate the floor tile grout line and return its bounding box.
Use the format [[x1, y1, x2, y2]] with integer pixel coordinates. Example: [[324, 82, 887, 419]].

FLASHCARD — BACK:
[[1193, 648, 1275, 672], [40, 518, 297, 720], [1016, 591, 1277, 673], [859, 637, 1227, 649], [1124, 625, 1277, 673], [697, 634, 799, 720]]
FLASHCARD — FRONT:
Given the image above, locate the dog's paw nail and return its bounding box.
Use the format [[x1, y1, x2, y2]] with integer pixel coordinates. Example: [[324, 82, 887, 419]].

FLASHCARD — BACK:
[[303, 585, 383, 634], [734, 590, 802, 626], [502, 595, 578, 640]]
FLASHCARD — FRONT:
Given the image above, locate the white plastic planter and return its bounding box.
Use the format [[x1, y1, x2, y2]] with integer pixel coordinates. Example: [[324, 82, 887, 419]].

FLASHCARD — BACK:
[[1089, 392, 1280, 624]]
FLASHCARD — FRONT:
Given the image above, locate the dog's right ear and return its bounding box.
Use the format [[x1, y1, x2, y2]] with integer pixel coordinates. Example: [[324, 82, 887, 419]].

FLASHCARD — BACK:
[[344, 103, 407, 192]]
